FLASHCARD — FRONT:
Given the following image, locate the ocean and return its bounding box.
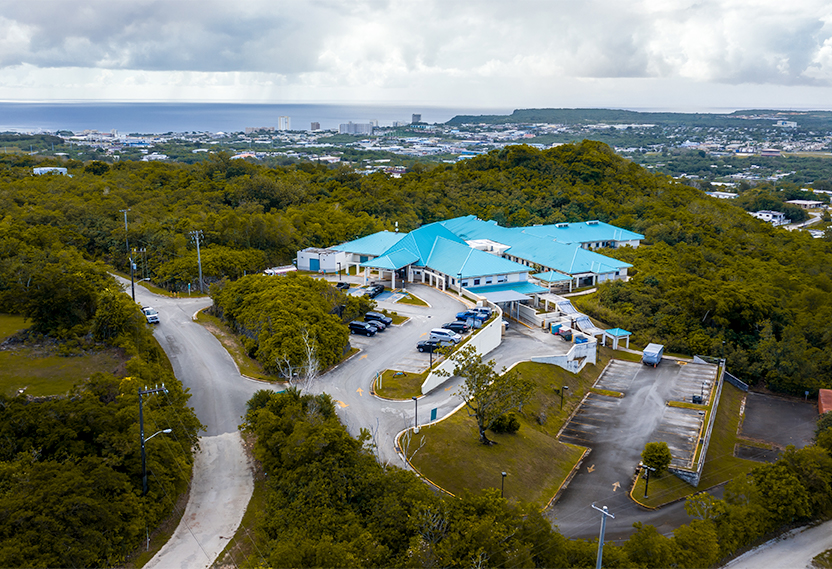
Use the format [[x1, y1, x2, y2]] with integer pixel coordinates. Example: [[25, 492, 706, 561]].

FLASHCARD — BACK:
[[0, 102, 512, 135]]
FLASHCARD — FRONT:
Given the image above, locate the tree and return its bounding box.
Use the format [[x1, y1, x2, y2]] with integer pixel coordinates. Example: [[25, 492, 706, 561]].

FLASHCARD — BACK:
[[642, 441, 672, 474], [444, 344, 533, 445]]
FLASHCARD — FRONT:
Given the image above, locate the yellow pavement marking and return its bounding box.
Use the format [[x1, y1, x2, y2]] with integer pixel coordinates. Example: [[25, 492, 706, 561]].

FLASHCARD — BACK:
[[587, 464, 595, 473], [445, 387, 452, 391], [359, 355, 368, 360], [356, 387, 364, 396], [612, 481, 621, 492], [335, 400, 349, 408]]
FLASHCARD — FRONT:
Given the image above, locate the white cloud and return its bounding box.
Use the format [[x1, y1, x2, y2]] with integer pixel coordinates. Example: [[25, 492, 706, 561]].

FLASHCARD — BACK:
[[1, 0, 832, 108]]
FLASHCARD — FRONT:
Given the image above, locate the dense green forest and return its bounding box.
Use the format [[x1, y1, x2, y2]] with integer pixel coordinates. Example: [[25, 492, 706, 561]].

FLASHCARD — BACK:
[[242, 389, 832, 568], [3, 141, 832, 395], [446, 107, 832, 129]]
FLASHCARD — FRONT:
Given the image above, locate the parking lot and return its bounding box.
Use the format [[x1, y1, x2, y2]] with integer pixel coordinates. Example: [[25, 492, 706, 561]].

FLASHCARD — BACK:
[[550, 358, 719, 536], [741, 392, 818, 450]]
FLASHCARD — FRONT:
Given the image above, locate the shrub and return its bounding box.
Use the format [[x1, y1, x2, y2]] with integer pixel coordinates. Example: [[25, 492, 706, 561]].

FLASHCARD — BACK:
[[490, 413, 521, 434]]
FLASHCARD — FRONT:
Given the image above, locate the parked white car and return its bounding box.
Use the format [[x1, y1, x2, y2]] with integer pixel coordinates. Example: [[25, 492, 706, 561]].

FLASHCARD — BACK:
[[142, 307, 160, 324], [429, 328, 462, 344]]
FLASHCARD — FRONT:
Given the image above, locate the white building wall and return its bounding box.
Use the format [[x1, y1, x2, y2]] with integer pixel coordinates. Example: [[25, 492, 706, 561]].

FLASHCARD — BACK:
[[421, 304, 503, 394]]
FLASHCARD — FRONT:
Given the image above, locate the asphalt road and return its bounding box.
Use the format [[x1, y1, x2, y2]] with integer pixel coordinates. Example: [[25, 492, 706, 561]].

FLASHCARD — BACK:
[[114, 278, 280, 569], [722, 519, 832, 568], [125, 275, 723, 563]]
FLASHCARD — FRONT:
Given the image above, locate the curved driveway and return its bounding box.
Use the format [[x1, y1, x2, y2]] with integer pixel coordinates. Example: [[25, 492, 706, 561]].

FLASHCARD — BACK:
[[115, 278, 281, 569], [130, 277, 710, 564]]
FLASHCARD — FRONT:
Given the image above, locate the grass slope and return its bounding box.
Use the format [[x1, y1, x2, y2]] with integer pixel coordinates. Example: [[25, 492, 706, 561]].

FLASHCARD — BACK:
[[409, 350, 614, 507]]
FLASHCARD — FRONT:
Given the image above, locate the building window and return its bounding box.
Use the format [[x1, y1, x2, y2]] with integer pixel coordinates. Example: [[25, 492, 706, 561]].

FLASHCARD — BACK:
[[462, 280, 469, 287], [497, 275, 507, 283], [474, 278, 481, 285], [486, 278, 492, 284]]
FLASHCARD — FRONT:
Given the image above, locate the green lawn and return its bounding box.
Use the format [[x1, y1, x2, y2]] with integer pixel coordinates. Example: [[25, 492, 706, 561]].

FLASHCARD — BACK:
[[0, 314, 27, 340], [397, 292, 429, 307], [633, 383, 759, 507], [409, 351, 613, 507], [0, 314, 126, 397], [375, 369, 428, 399]]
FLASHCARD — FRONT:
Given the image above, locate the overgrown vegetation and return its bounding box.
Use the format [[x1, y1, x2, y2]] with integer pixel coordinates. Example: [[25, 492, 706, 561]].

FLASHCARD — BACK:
[[243, 388, 832, 568]]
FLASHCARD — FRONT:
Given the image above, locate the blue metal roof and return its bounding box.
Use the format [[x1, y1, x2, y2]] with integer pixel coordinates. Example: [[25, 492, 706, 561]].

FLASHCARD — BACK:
[[532, 270, 573, 282], [470, 281, 548, 295], [380, 224, 467, 265], [361, 249, 420, 270], [331, 231, 403, 256], [424, 237, 530, 278], [438, 216, 632, 276], [605, 328, 631, 337], [519, 221, 644, 245]]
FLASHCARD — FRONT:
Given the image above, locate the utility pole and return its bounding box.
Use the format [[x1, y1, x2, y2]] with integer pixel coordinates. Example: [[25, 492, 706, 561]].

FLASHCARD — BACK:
[[139, 385, 168, 496], [189, 230, 204, 293], [120, 209, 135, 301], [591, 504, 615, 569]]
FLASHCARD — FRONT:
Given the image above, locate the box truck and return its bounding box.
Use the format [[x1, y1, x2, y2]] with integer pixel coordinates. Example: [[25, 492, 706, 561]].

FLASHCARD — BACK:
[[642, 343, 664, 366]]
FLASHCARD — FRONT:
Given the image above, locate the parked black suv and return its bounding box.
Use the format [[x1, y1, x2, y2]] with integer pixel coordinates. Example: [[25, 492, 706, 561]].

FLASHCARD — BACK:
[[335, 281, 350, 291], [442, 321, 470, 334], [365, 311, 393, 326], [365, 320, 386, 332], [348, 321, 377, 336], [366, 284, 385, 298], [416, 339, 443, 353]]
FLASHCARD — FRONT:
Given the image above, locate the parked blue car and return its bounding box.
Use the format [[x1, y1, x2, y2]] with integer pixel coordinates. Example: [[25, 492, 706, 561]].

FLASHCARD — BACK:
[[456, 310, 488, 322]]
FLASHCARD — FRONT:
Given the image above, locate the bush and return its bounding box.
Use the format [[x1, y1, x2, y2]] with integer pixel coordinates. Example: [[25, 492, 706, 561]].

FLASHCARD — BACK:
[[642, 441, 673, 474], [490, 413, 521, 434]]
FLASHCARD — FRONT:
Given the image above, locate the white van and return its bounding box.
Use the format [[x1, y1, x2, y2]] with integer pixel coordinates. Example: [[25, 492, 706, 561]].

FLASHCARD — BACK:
[[429, 328, 462, 344]]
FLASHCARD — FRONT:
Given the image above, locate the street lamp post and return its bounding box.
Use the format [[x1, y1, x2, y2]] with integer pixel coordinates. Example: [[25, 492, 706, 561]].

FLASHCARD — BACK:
[[337, 262, 342, 281], [591, 504, 615, 569], [457, 273, 462, 294], [120, 209, 135, 302], [642, 464, 657, 498], [412, 396, 419, 433], [560, 385, 569, 411], [501, 471, 507, 498], [139, 385, 168, 496]]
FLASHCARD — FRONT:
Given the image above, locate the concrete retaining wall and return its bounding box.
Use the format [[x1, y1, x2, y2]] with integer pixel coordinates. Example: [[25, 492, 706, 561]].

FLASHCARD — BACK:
[[420, 303, 503, 394], [531, 340, 598, 374], [669, 362, 725, 487], [724, 371, 749, 392]]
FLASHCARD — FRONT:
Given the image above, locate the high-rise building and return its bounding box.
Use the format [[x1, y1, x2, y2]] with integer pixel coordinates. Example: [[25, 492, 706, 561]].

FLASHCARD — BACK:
[[278, 116, 291, 131], [339, 121, 374, 135], [411, 114, 422, 124], [310, 122, 321, 131]]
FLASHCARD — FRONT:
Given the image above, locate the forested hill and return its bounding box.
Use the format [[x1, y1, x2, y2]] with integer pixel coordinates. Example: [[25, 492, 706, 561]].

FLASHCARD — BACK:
[[446, 107, 832, 130], [2, 141, 832, 394]]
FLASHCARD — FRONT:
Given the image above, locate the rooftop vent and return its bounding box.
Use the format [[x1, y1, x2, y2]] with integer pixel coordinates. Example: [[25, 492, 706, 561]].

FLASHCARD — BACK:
[[555, 223, 568, 228], [586, 220, 600, 225]]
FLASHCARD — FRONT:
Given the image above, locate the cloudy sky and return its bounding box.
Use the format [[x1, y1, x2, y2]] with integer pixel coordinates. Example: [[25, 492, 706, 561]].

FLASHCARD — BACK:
[[3, 0, 832, 111]]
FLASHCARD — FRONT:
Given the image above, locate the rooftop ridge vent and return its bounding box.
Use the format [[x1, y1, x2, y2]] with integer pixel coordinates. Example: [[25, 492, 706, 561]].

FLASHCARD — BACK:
[[555, 223, 568, 228], [586, 220, 600, 225]]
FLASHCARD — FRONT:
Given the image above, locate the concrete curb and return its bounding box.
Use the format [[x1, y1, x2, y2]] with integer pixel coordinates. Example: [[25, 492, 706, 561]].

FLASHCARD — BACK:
[[545, 446, 591, 510]]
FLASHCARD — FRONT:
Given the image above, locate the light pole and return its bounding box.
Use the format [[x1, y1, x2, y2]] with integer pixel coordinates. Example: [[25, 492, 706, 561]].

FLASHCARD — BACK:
[[412, 396, 419, 433], [641, 464, 656, 498], [457, 272, 462, 294], [501, 471, 507, 498], [337, 262, 342, 281], [139, 385, 168, 496], [560, 385, 569, 411], [120, 209, 135, 302], [189, 230, 204, 293], [591, 504, 615, 569]]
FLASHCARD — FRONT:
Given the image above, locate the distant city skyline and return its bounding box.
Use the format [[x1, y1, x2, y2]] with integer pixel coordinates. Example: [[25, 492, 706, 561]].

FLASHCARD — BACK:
[[2, 0, 832, 112]]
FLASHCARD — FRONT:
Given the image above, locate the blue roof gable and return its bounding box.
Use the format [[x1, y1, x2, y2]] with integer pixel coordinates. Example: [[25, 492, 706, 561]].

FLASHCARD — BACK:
[[331, 231, 403, 256]]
